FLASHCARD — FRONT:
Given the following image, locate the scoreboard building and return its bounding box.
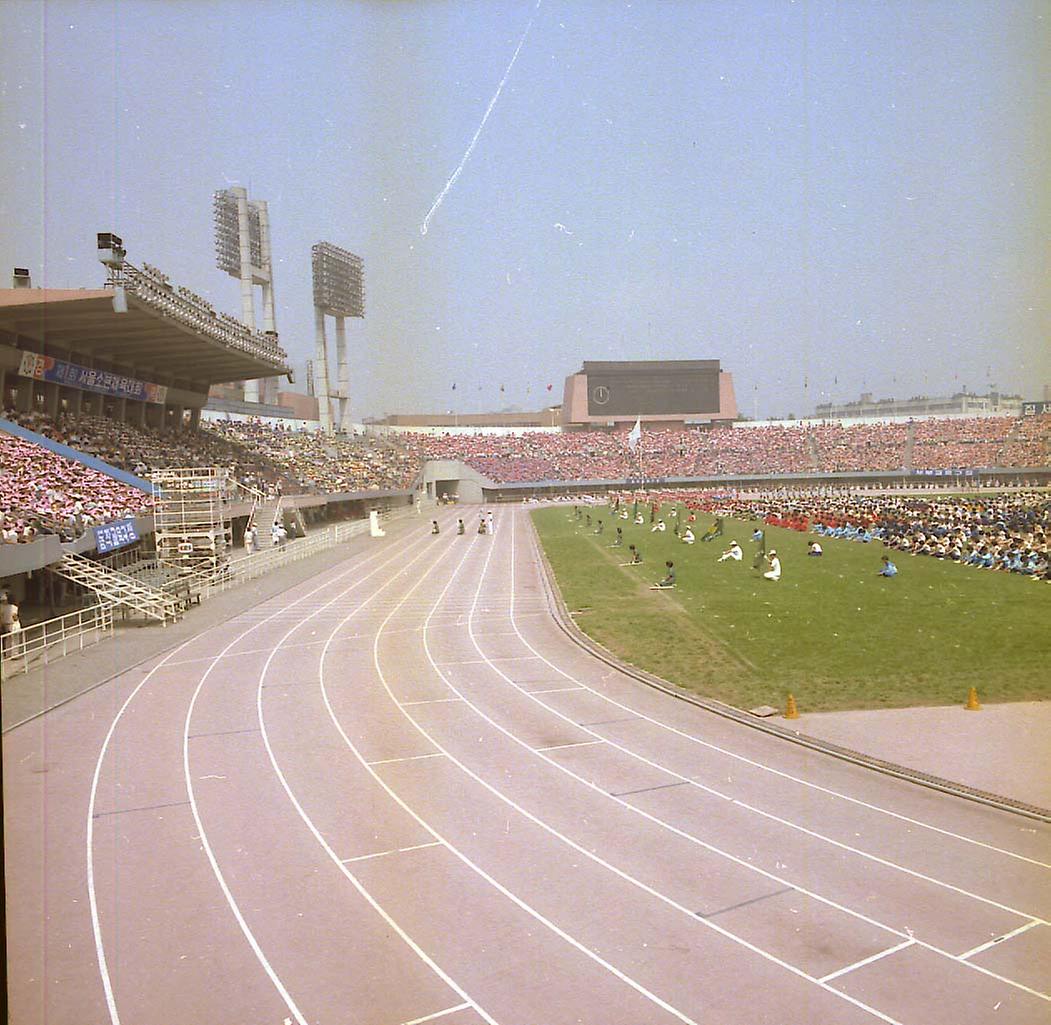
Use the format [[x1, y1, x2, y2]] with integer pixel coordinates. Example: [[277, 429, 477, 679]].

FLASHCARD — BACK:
[[562, 360, 738, 430]]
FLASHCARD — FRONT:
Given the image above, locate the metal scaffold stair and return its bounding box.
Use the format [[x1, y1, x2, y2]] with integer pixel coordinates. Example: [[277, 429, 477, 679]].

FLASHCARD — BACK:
[[250, 497, 284, 546], [52, 552, 181, 623]]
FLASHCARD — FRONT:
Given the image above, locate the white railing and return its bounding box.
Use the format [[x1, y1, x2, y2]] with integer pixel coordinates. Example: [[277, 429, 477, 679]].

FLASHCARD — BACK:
[[2, 506, 413, 678], [1, 604, 113, 679]]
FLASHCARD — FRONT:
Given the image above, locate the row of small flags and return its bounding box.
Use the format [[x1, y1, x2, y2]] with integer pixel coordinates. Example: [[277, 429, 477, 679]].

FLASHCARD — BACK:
[[451, 383, 555, 393]]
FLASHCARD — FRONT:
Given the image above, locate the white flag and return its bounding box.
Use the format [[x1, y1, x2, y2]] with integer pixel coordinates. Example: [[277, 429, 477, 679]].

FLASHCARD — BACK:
[[627, 417, 642, 451]]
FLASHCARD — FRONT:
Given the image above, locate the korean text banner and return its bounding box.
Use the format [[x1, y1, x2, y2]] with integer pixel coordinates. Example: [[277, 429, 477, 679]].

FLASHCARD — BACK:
[[19, 351, 168, 404], [93, 518, 140, 555]]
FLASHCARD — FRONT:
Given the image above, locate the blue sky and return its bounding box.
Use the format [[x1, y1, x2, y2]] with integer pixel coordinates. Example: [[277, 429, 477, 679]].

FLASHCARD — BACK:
[[2, 0, 1048, 419]]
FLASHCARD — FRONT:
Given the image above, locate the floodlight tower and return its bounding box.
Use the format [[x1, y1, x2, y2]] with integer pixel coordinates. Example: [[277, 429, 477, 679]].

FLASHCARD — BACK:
[[213, 187, 277, 403], [311, 242, 365, 433]]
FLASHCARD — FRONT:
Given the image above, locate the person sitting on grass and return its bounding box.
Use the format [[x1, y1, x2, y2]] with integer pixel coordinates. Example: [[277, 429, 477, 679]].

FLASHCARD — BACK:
[[609, 526, 624, 547], [807, 540, 823, 556], [651, 519, 667, 533], [651, 560, 676, 589], [700, 517, 724, 542], [634, 512, 645, 525], [623, 544, 642, 566], [878, 555, 898, 577], [681, 526, 696, 544], [718, 540, 742, 562], [594, 519, 604, 535], [763, 549, 782, 581]]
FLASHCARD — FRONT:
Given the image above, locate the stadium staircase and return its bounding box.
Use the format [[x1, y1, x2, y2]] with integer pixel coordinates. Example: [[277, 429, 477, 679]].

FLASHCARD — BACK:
[[249, 496, 285, 546], [50, 552, 181, 623], [903, 423, 917, 470]]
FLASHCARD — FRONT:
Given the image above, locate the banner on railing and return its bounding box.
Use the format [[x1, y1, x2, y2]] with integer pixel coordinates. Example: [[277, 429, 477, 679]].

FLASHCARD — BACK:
[[18, 351, 168, 404], [94, 518, 140, 554]]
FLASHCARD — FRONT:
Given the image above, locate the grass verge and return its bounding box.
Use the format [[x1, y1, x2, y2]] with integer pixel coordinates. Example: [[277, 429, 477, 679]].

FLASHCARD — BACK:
[[532, 504, 1051, 713]]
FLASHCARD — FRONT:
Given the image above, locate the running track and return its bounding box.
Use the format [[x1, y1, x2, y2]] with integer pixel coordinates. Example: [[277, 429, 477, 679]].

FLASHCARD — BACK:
[[6, 507, 1050, 1024]]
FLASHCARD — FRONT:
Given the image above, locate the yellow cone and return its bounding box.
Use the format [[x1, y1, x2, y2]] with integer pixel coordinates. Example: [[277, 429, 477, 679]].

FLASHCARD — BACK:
[[784, 693, 800, 720], [965, 686, 981, 711]]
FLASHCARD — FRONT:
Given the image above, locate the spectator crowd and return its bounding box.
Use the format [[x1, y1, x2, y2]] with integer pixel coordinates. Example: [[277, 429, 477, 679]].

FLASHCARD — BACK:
[[1, 406, 1047, 544]]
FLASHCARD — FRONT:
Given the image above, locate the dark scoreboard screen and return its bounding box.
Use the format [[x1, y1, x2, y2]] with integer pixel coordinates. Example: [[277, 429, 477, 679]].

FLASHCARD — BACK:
[[584, 360, 721, 417]]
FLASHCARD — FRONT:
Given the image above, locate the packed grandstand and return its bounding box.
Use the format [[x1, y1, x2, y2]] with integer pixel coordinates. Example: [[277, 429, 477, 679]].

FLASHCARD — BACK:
[[1, 405, 1048, 548]]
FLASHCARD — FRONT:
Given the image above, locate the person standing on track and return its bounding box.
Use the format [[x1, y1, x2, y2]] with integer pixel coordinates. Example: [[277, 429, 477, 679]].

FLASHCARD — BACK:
[[487, 509, 495, 535]]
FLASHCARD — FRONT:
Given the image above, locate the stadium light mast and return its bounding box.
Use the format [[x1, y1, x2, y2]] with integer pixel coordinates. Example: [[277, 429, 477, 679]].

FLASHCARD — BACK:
[[213, 187, 278, 403], [311, 242, 364, 433]]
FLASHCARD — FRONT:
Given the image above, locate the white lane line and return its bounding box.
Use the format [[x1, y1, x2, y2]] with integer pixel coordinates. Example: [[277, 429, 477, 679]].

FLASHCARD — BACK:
[[529, 686, 584, 694], [519, 519, 1051, 871], [400, 1003, 472, 1025], [357, 534, 706, 1023], [402, 513, 903, 1024], [819, 939, 916, 984], [512, 517, 1051, 906], [402, 697, 465, 706], [436, 659, 487, 666], [958, 920, 1043, 961], [369, 753, 447, 766], [255, 523, 499, 1024], [497, 514, 1051, 1001], [86, 528, 426, 1025], [535, 740, 605, 752], [342, 842, 443, 864]]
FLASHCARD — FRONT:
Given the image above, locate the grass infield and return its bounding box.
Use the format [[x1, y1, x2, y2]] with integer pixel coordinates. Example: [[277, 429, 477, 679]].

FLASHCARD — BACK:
[[531, 504, 1051, 713]]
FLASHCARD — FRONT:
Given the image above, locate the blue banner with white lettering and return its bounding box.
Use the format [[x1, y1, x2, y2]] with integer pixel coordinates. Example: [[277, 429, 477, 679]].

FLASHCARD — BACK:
[[94, 518, 140, 554]]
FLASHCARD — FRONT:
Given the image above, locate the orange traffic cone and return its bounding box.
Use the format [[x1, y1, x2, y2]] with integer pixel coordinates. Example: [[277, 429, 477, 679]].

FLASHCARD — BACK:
[[784, 693, 800, 720], [965, 687, 981, 711]]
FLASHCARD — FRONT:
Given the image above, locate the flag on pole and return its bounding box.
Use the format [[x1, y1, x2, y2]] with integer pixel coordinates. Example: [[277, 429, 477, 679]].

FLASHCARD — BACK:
[[627, 417, 642, 451]]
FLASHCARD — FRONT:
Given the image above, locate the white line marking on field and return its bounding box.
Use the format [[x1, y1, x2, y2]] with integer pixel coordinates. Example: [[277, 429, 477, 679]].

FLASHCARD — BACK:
[[369, 752, 447, 766], [87, 530, 425, 1025], [362, 532, 706, 1023], [342, 842, 443, 864], [500, 514, 1051, 1001], [958, 920, 1043, 961], [535, 740, 605, 752], [819, 939, 916, 983], [402, 697, 465, 706], [523, 518, 1051, 870], [256, 525, 499, 1024], [436, 659, 487, 666], [400, 1003, 472, 1025], [374, 514, 905, 1025], [529, 686, 584, 694]]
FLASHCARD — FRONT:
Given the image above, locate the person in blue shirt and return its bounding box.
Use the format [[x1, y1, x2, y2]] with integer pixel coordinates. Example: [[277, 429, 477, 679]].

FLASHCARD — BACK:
[[878, 556, 898, 577]]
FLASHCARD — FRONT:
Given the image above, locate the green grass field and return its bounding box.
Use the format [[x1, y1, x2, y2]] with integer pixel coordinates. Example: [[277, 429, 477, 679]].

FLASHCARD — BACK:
[[531, 504, 1051, 713]]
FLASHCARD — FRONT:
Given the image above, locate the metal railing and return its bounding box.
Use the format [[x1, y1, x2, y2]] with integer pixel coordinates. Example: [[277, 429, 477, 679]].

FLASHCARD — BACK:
[[114, 263, 289, 370], [2, 506, 411, 679], [1, 604, 113, 679]]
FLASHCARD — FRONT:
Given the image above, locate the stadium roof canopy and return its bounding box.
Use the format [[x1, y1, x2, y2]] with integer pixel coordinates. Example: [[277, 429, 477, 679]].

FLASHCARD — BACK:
[[0, 279, 290, 388]]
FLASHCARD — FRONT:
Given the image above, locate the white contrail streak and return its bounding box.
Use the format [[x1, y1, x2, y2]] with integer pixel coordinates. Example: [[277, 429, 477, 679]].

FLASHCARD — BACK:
[[420, 0, 543, 236]]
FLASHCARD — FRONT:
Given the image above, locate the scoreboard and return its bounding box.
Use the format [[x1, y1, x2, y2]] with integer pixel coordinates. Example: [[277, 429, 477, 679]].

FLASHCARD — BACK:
[[584, 360, 721, 417]]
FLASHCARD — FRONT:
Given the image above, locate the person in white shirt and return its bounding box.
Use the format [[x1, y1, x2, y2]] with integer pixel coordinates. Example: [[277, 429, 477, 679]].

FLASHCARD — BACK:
[[718, 540, 743, 562], [763, 550, 782, 581], [681, 527, 695, 544], [1, 592, 21, 655], [651, 519, 667, 533], [807, 540, 823, 557]]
